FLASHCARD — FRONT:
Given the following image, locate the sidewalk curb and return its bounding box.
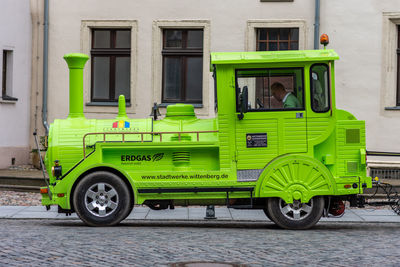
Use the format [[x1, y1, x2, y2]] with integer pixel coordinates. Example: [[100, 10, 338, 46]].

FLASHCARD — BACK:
[[1, 218, 400, 228], [1, 207, 400, 223]]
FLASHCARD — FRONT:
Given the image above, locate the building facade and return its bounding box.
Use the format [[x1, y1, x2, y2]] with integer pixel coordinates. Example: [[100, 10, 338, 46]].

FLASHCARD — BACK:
[[0, 1, 32, 168], [28, 0, 400, 171]]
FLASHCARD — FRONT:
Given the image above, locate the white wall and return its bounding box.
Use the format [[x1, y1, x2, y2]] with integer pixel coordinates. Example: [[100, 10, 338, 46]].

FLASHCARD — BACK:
[[0, 0, 32, 168], [321, 0, 400, 153], [46, 0, 315, 122]]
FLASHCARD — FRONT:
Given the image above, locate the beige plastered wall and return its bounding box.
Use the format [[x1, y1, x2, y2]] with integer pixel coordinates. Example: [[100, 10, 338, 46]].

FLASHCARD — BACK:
[[0, 0, 32, 168], [31, 0, 314, 122], [320, 0, 400, 165], [30, 0, 400, 165]]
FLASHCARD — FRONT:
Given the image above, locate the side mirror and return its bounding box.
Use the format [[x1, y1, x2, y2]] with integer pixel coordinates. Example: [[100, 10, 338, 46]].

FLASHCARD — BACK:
[[238, 86, 248, 120]]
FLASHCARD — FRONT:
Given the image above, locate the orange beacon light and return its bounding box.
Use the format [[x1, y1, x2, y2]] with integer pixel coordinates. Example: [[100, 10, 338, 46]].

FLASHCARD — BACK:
[[320, 34, 329, 49]]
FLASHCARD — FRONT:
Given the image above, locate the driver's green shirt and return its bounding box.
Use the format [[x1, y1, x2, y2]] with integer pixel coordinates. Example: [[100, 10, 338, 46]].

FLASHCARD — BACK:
[[283, 93, 301, 108]]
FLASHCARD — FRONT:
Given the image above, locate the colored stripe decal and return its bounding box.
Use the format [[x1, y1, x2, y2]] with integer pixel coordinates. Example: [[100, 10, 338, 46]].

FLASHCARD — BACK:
[[112, 120, 130, 128]]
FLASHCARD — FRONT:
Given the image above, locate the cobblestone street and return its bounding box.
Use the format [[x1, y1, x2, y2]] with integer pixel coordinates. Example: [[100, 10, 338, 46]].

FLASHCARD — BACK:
[[0, 219, 399, 266]]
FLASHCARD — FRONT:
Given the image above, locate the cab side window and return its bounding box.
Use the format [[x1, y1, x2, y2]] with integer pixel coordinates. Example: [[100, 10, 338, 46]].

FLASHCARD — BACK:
[[236, 68, 304, 111], [311, 64, 330, 113]]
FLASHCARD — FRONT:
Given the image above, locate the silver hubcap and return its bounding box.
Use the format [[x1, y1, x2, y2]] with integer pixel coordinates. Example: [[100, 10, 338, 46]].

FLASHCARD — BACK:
[[84, 182, 119, 217], [279, 199, 313, 221]]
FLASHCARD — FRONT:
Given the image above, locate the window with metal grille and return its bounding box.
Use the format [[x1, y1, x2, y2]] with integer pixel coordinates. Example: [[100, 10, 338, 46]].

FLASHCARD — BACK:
[[257, 28, 299, 51], [90, 29, 131, 103], [162, 29, 203, 104]]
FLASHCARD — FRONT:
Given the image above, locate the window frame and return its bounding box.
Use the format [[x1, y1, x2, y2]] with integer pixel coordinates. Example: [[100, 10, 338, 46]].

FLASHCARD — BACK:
[[381, 13, 400, 111], [397, 25, 400, 106], [151, 20, 211, 116], [310, 63, 331, 113], [246, 20, 306, 52], [161, 29, 204, 104], [1, 50, 7, 98], [1, 50, 17, 102], [80, 20, 137, 114], [90, 29, 131, 103], [235, 67, 305, 113], [256, 28, 299, 51]]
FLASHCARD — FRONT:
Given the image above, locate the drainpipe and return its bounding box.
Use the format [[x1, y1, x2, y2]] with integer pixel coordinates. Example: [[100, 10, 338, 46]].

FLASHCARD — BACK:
[[42, 0, 49, 134], [314, 0, 320, 50]]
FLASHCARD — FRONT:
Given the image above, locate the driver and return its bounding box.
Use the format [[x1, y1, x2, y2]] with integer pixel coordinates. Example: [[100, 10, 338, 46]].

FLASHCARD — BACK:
[[270, 82, 301, 109]]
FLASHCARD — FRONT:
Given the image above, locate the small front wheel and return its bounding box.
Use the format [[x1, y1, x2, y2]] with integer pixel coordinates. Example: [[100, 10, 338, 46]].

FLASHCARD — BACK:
[[73, 171, 132, 226], [267, 197, 324, 230]]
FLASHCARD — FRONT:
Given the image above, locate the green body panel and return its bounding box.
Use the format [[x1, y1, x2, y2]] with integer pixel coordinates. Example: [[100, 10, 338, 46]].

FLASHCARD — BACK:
[[255, 154, 337, 203], [42, 50, 371, 210]]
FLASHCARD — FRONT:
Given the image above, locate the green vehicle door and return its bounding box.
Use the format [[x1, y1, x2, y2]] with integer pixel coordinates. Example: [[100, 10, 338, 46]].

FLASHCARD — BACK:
[[235, 67, 307, 173]]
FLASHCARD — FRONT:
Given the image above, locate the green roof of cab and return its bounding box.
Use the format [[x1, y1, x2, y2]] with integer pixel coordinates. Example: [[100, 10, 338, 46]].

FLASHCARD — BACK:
[[210, 49, 339, 67]]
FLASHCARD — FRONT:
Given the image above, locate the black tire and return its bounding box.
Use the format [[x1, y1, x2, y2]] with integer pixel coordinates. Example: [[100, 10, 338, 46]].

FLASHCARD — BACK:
[[263, 199, 273, 221], [73, 171, 133, 226], [263, 208, 273, 222], [266, 197, 324, 230], [121, 203, 135, 221]]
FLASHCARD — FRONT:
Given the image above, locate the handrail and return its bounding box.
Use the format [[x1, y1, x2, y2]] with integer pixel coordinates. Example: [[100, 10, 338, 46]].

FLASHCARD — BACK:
[[82, 130, 218, 158]]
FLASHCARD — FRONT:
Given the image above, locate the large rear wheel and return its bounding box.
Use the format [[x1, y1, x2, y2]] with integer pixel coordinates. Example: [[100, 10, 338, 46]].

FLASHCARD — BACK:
[[266, 197, 324, 230], [73, 171, 132, 226]]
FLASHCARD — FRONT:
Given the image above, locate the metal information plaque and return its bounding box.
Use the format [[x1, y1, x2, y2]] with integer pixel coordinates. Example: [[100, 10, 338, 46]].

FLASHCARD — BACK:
[[246, 133, 267, 148]]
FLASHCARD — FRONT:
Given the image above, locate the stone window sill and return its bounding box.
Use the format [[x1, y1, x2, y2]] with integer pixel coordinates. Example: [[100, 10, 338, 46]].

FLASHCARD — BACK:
[[86, 102, 131, 107], [384, 106, 400, 110], [159, 103, 203, 108], [0, 96, 18, 103]]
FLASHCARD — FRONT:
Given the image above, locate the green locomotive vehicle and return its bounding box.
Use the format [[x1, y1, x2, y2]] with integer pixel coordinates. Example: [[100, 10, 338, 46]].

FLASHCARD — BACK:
[[40, 47, 372, 229]]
